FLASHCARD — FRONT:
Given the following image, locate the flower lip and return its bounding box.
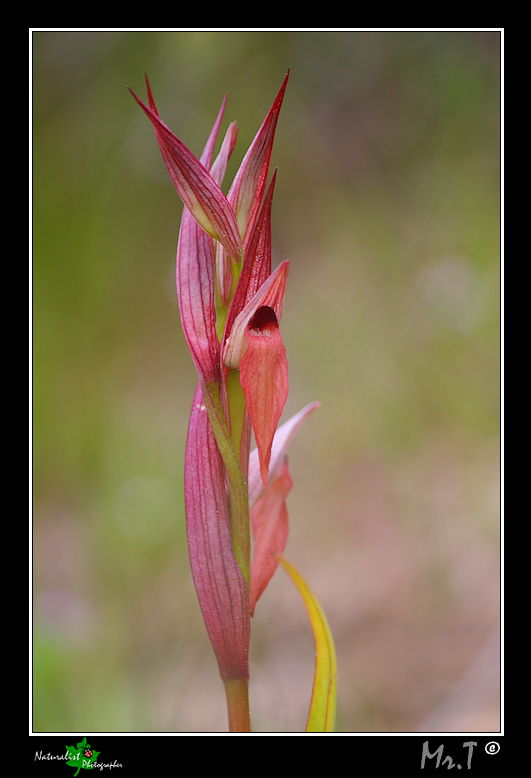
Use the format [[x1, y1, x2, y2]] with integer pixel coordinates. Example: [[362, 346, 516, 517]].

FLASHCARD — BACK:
[[239, 306, 289, 489], [223, 259, 289, 369], [248, 305, 278, 335]]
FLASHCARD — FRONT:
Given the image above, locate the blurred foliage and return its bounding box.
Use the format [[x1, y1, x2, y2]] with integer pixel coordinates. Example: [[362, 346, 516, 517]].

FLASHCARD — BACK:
[[32, 30, 500, 733]]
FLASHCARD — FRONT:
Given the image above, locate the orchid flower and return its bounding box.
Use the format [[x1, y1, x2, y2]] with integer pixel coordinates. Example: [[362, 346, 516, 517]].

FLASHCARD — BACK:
[[130, 73, 336, 732]]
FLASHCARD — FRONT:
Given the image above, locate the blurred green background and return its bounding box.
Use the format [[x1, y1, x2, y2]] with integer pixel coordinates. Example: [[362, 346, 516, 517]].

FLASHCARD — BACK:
[[32, 30, 501, 733]]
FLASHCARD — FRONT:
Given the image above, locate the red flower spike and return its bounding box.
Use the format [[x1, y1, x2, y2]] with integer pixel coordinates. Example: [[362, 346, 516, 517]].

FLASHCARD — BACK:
[[185, 383, 250, 680], [239, 306, 289, 488], [128, 79, 243, 262], [250, 457, 293, 615]]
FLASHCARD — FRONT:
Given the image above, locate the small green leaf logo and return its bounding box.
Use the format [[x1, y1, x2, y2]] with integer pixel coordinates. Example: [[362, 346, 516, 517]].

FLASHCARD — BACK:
[[65, 737, 100, 776]]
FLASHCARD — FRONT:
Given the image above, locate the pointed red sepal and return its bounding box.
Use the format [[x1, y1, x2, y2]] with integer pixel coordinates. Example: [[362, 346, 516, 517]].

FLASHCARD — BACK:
[[174, 91, 241, 386], [239, 306, 289, 488], [174, 97, 235, 386], [228, 70, 289, 245], [249, 457, 293, 615], [210, 121, 238, 186], [176, 209, 219, 384], [128, 77, 242, 261], [223, 172, 276, 344]]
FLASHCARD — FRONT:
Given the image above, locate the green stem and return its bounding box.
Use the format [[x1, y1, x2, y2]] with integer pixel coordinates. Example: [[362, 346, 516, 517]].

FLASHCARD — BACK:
[[214, 255, 243, 343], [223, 677, 251, 732], [202, 380, 251, 591], [226, 367, 247, 469]]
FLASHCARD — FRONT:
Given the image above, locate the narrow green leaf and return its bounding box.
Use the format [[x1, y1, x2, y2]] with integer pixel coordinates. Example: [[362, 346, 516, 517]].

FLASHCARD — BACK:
[[278, 556, 337, 732]]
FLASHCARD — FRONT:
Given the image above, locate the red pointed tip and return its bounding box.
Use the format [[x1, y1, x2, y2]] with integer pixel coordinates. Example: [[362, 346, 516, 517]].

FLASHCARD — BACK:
[[144, 73, 159, 115], [126, 84, 140, 103], [272, 70, 290, 114], [260, 458, 269, 490], [127, 83, 152, 118], [128, 76, 162, 125]]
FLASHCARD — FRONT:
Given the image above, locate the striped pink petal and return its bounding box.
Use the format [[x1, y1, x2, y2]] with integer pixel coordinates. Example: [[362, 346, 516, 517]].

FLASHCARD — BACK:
[[128, 77, 242, 261], [175, 95, 239, 385], [185, 383, 250, 680]]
